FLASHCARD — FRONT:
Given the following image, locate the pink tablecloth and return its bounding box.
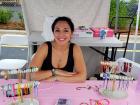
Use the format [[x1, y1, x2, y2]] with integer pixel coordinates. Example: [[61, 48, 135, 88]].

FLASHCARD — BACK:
[[0, 79, 140, 105]]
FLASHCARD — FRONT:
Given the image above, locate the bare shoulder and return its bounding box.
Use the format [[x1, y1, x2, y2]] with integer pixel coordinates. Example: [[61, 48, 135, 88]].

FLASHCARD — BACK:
[[38, 42, 48, 50], [73, 44, 82, 52], [37, 42, 48, 53], [34, 42, 49, 58], [31, 42, 49, 65], [73, 44, 83, 56]]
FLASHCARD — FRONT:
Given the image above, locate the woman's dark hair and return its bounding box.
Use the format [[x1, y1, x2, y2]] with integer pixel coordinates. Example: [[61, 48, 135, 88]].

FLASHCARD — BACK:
[[51, 16, 74, 32]]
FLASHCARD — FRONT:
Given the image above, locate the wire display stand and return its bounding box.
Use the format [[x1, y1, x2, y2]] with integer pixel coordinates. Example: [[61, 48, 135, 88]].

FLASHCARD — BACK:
[[99, 61, 133, 99], [0, 67, 40, 105]]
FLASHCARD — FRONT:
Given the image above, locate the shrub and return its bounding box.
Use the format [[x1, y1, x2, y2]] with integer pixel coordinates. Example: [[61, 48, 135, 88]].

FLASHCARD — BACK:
[[109, 0, 139, 29], [109, 0, 127, 28], [17, 12, 25, 29], [17, 12, 23, 21], [0, 8, 13, 24]]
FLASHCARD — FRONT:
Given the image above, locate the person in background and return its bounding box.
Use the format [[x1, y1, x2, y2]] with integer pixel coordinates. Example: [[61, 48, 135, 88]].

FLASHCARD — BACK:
[[27, 16, 87, 82]]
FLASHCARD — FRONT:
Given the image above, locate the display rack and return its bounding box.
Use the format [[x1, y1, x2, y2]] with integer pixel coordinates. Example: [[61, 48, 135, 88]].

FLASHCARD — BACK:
[[99, 61, 133, 99], [0, 67, 40, 105]]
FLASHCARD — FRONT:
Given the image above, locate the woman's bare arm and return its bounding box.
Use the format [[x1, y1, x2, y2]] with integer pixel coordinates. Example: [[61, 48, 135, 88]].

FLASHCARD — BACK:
[[26, 43, 53, 81], [47, 44, 87, 83], [27, 44, 87, 83]]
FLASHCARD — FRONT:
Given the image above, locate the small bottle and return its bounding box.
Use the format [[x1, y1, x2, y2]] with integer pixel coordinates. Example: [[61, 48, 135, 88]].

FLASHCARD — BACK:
[[100, 29, 107, 39]]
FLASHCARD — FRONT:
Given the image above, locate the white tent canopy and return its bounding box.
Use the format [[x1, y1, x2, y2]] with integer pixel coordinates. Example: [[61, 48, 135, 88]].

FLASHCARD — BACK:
[[132, 0, 140, 62]]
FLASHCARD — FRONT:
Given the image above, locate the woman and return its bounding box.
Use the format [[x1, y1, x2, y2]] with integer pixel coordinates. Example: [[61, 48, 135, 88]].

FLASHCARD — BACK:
[[28, 16, 87, 82]]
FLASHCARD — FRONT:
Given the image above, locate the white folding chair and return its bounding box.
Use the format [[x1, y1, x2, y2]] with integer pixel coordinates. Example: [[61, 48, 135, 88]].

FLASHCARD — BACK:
[[116, 58, 140, 80], [0, 34, 28, 70]]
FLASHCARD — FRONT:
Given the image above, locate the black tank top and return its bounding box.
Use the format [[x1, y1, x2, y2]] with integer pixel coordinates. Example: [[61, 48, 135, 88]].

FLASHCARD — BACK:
[[41, 42, 74, 72]]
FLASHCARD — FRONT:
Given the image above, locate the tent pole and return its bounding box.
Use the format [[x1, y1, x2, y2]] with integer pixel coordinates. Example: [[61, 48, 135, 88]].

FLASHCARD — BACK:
[[21, 0, 31, 65], [115, 0, 119, 33], [132, 0, 140, 61]]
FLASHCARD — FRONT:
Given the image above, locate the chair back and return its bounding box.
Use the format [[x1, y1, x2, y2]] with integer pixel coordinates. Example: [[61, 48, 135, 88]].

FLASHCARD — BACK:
[[0, 34, 29, 59], [116, 58, 140, 80], [109, 16, 134, 36], [0, 34, 28, 46], [108, 17, 134, 59]]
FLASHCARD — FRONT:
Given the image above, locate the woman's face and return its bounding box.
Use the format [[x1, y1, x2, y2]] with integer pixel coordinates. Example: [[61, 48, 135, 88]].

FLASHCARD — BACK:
[[53, 21, 73, 45]]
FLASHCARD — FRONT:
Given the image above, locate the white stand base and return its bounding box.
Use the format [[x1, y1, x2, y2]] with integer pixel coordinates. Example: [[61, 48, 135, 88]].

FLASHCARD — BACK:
[[99, 88, 128, 99], [8, 98, 39, 105]]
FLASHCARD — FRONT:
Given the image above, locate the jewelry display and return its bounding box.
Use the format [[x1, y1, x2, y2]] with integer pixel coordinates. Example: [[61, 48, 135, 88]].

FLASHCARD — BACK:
[[0, 67, 40, 105], [99, 61, 133, 99]]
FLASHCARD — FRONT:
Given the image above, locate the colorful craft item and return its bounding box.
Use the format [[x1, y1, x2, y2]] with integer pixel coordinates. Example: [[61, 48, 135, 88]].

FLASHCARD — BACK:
[[0, 71, 9, 80], [0, 81, 40, 91], [73, 27, 93, 38], [80, 98, 110, 105], [0, 67, 39, 76], [90, 27, 114, 38], [100, 61, 111, 73], [129, 63, 132, 72], [117, 61, 132, 73], [100, 29, 107, 39], [102, 73, 110, 80], [100, 73, 133, 80], [76, 85, 92, 90]]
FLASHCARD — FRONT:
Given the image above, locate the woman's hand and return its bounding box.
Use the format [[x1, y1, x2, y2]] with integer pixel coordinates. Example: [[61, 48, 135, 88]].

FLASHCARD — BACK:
[[46, 76, 57, 82], [55, 69, 76, 77], [46, 70, 76, 82]]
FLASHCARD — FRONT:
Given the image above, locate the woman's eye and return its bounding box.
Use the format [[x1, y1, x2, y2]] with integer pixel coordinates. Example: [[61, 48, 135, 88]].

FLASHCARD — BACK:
[[55, 30, 60, 32], [64, 30, 69, 32]]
